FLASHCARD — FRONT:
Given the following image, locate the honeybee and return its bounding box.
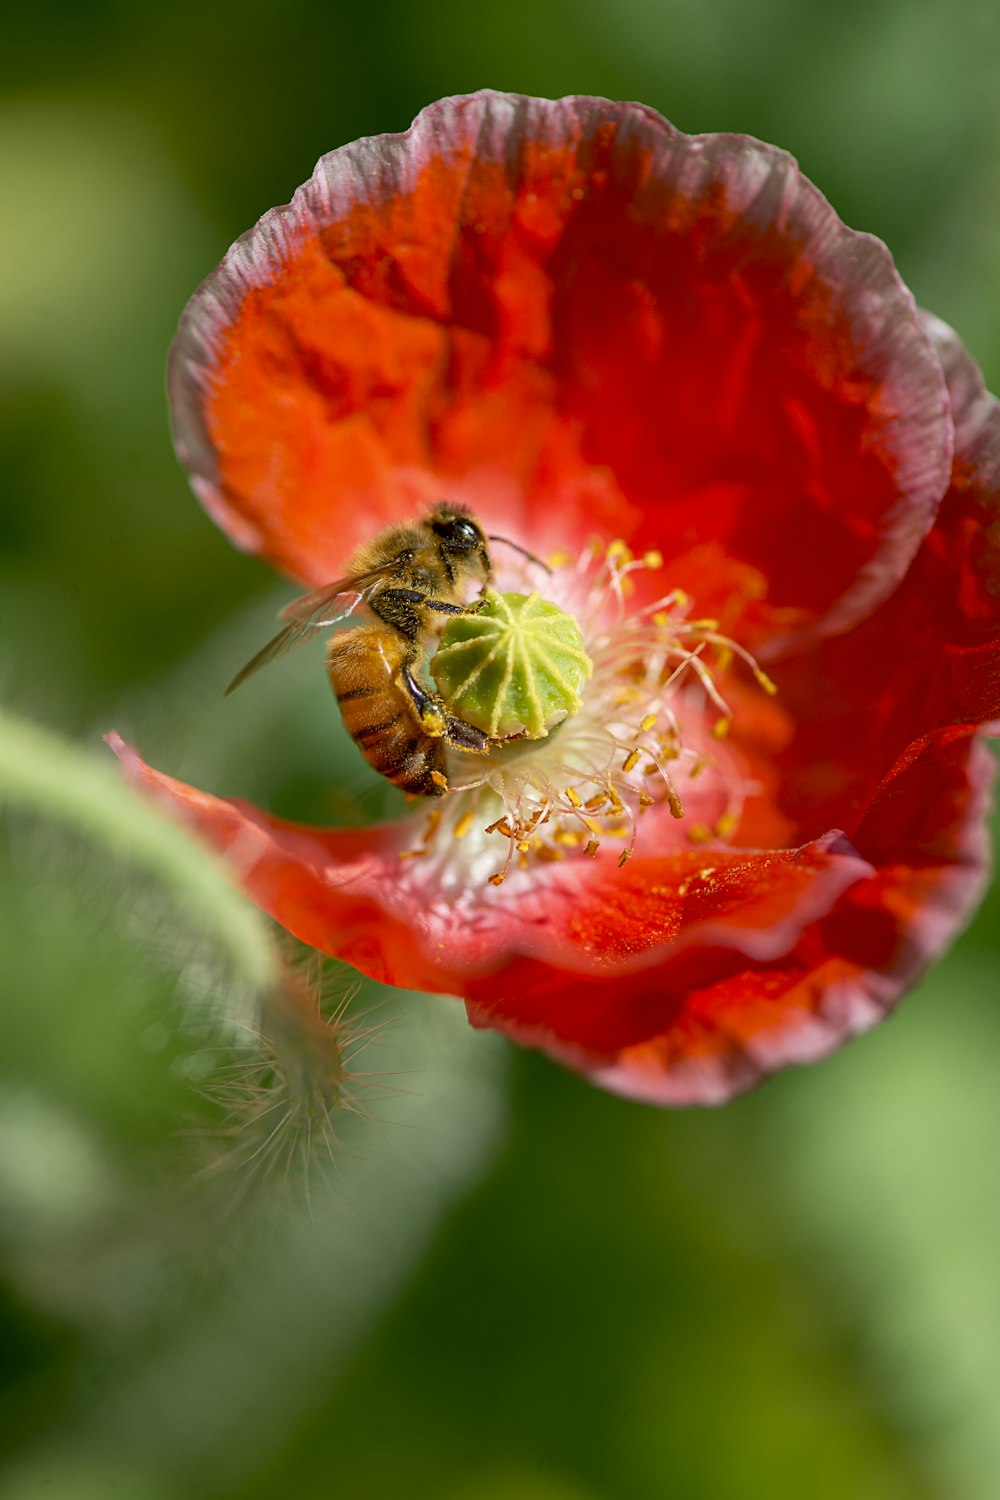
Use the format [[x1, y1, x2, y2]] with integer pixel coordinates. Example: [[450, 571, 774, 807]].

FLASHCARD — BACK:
[[228, 503, 534, 797]]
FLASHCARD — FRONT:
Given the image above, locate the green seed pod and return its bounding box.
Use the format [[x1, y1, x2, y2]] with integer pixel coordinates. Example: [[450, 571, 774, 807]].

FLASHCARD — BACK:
[[430, 591, 593, 740]]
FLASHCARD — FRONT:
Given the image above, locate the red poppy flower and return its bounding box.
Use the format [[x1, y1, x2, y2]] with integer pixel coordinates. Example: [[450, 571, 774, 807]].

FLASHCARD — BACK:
[[110, 91, 1000, 1105]]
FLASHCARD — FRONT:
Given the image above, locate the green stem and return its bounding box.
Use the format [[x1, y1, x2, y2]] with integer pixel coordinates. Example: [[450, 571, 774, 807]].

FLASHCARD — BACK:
[[0, 707, 278, 995]]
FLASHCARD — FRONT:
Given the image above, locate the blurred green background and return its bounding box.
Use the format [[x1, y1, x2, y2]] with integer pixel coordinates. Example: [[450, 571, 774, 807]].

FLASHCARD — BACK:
[[3, 1, 1000, 1496]]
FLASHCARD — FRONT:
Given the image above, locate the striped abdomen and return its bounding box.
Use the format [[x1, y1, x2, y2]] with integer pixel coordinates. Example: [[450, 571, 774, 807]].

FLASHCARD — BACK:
[[327, 626, 447, 797]]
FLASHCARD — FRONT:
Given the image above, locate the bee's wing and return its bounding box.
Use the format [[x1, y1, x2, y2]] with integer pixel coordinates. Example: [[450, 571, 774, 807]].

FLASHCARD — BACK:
[[225, 567, 392, 696]]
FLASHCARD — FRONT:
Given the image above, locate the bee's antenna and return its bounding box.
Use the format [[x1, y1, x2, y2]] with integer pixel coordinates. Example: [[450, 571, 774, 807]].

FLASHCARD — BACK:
[[487, 536, 551, 573]]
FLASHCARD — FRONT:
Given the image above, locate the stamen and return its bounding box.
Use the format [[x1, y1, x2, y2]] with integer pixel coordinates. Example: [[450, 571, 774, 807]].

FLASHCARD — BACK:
[[453, 808, 475, 840], [402, 538, 777, 883]]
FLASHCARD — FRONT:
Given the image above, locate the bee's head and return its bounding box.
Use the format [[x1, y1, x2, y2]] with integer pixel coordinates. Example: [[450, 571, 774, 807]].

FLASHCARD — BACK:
[[430, 504, 492, 580]]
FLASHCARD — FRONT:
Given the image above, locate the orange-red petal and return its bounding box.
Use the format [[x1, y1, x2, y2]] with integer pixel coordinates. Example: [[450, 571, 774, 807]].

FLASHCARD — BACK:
[[766, 314, 1000, 848], [467, 730, 994, 1105], [170, 92, 951, 651]]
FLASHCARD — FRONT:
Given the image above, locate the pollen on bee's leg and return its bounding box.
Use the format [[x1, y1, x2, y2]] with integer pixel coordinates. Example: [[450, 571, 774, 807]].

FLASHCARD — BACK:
[[422, 708, 447, 737], [430, 769, 449, 791]]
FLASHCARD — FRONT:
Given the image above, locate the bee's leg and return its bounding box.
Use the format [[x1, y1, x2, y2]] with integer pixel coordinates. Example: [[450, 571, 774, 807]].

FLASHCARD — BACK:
[[376, 588, 485, 633], [401, 662, 491, 755]]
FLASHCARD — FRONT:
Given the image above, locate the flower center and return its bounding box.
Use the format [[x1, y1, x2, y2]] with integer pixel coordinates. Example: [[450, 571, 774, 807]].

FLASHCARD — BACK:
[[401, 539, 777, 887], [430, 590, 593, 740]]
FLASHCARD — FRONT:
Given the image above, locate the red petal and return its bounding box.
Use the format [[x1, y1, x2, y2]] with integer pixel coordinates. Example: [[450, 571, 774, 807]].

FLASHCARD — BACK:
[[106, 705, 992, 1105], [170, 91, 950, 648], [767, 316, 1000, 847], [468, 730, 993, 1105], [107, 732, 864, 983], [110, 729, 933, 1102]]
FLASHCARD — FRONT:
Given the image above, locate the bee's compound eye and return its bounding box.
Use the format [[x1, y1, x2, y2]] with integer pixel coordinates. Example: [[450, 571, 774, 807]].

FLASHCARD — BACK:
[[436, 514, 481, 550]]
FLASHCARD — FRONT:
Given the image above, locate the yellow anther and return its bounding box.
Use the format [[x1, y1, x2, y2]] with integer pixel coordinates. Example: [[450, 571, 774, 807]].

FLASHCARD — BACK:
[[622, 748, 641, 773], [547, 550, 573, 569], [488, 873, 505, 886], [517, 840, 531, 853], [537, 844, 565, 862], [453, 809, 475, 840], [638, 793, 655, 810], [688, 822, 713, 844], [715, 646, 733, 673], [398, 848, 426, 860], [618, 849, 633, 868], [485, 816, 513, 837], [687, 618, 719, 631], [584, 792, 609, 811], [607, 538, 631, 562], [639, 713, 658, 733], [565, 787, 583, 808], [715, 811, 739, 839], [666, 789, 685, 820], [689, 756, 708, 779], [653, 611, 671, 628], [430, 769, 449, 790], [584, 839, 600, 857], [555, 829, 586, 848], [755, 668, 779, 696], [711, 717, 731, 741], [642, 550, 663, 570]]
